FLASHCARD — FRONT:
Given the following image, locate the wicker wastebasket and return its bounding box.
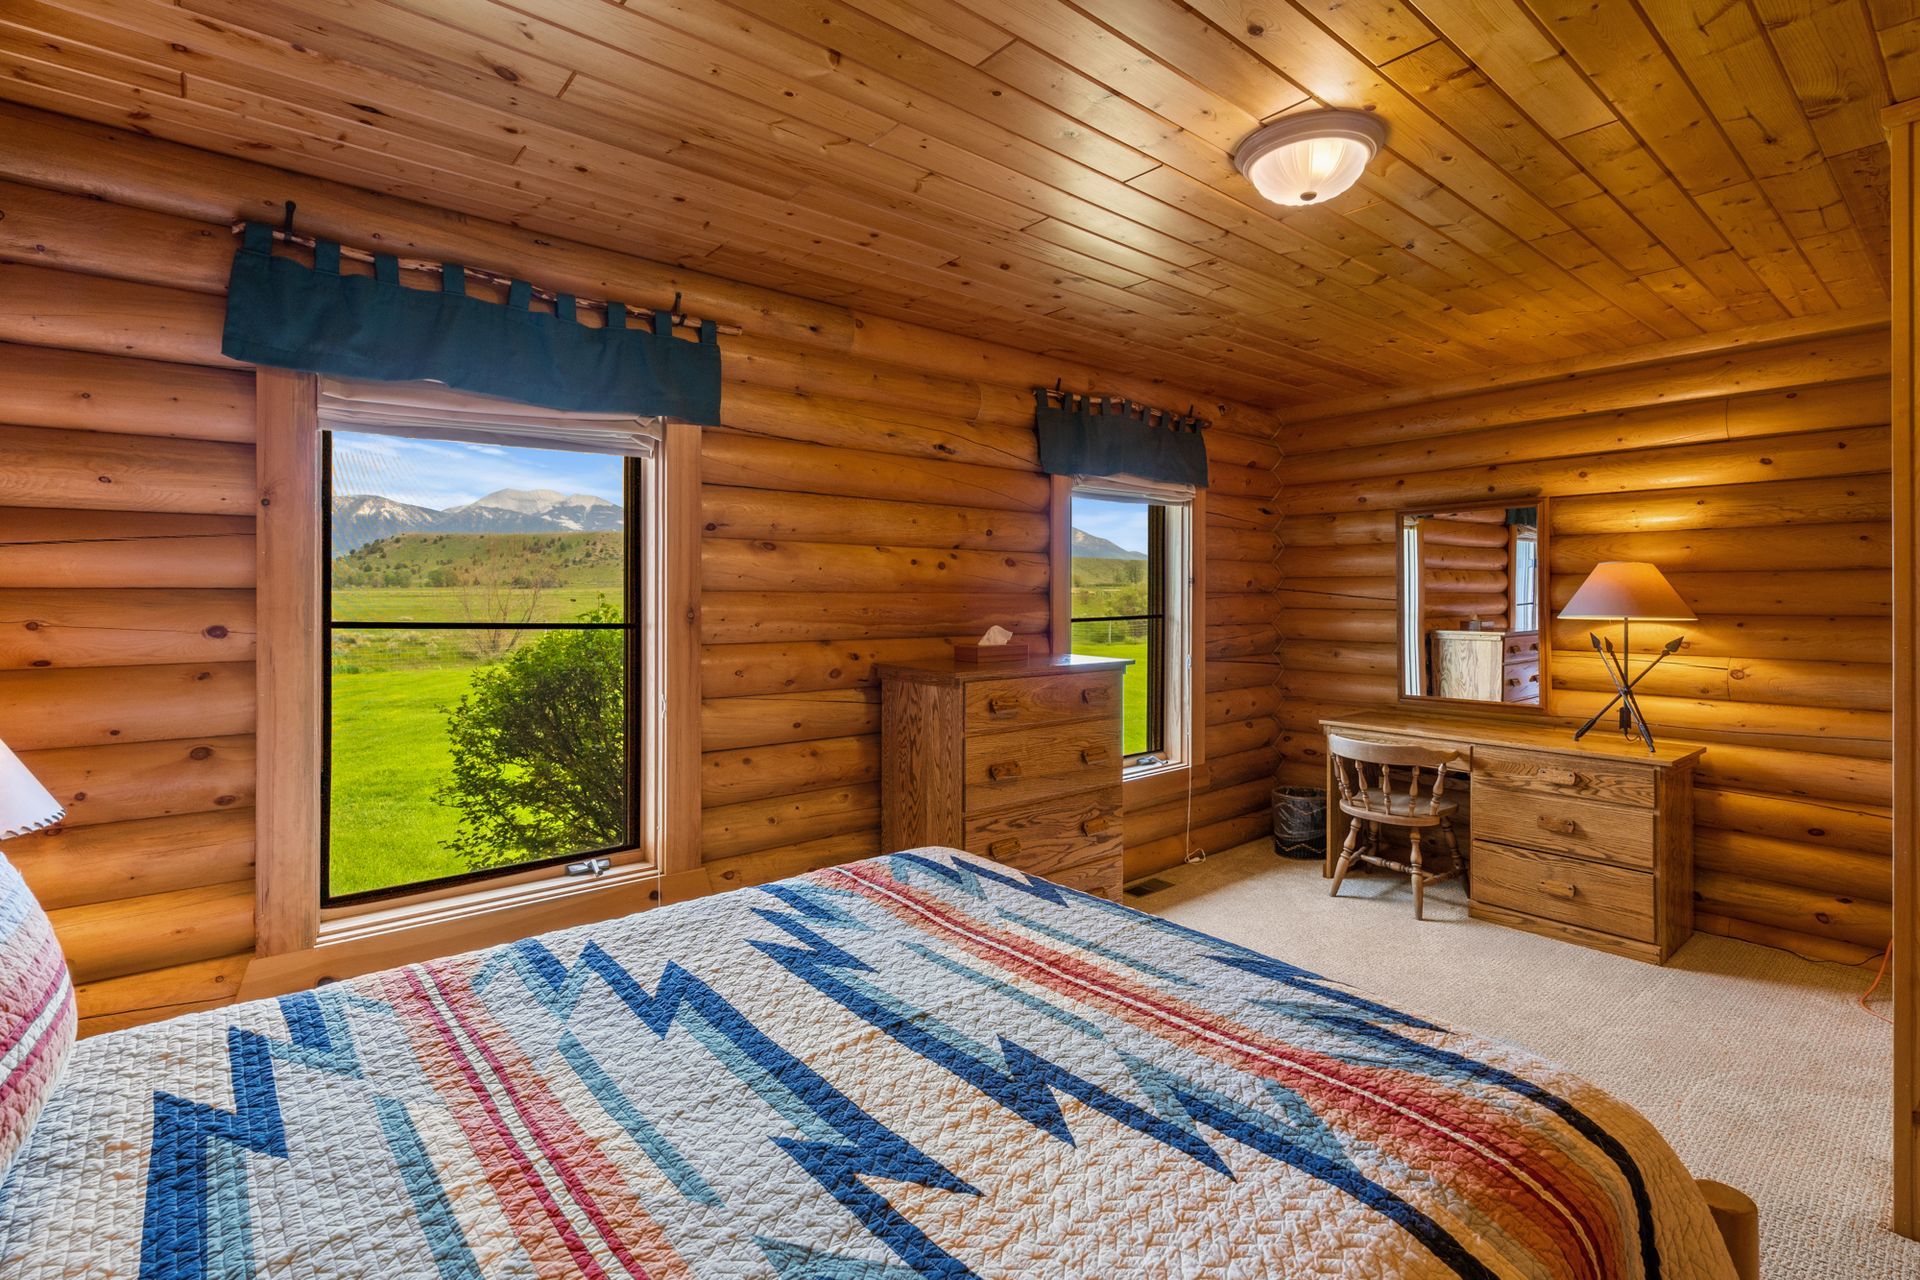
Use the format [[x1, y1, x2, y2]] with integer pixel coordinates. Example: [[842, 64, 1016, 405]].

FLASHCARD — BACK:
[[1272, 785, 1326, 860]]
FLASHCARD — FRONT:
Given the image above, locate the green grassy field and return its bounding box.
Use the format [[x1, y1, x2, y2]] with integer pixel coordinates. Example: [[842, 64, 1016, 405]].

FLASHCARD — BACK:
[[328, 663, 473, 896], [327, 532, 624, 896], [1068, 625, 1150, 755]]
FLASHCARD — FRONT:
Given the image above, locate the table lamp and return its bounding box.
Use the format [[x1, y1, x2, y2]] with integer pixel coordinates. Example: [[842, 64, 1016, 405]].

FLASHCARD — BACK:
[[1557, 561, 1695, 753], [0, 735, 63, 840]]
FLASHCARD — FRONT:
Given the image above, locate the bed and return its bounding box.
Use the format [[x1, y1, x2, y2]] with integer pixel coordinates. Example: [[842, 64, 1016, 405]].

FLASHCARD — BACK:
[[1, 847, 1736, 1278]]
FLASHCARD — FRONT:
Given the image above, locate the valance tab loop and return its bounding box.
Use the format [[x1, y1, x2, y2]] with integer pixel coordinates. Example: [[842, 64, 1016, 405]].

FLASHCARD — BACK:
[[221, 221, 722, 423], [1033, 388, 1209, 487]]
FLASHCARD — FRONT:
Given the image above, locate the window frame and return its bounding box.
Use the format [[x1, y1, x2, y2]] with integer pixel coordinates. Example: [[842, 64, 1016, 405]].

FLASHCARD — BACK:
[[250, 370, 703, 986], [317, 430, 647, 909], [1050, 475, 1204, 786]]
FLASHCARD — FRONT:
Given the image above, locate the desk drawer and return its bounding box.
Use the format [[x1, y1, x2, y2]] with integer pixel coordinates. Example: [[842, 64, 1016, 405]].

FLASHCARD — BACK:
[[1473, 746, 1656, 809], [965, 673, 1117, 734], [1471, 782, 1654, 868], [965, 787, 1121, 876], [964, 722, 1121, 812], [1471, 841, 1655, 943]]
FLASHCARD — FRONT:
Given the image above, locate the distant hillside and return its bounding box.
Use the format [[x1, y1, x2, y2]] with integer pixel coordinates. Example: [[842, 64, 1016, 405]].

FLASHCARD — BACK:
[[331, 487, 622, 555], [1072, 527, 1146, 560], [331, 531, 623, 591]]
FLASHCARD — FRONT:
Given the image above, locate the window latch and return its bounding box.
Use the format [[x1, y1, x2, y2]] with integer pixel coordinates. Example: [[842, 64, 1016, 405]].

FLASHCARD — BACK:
[[567, 857, 613, 878]]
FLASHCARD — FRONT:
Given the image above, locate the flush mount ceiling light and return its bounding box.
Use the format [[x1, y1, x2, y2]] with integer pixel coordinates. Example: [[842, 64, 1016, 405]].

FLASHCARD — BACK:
[[1233, 110, 1387, 207]]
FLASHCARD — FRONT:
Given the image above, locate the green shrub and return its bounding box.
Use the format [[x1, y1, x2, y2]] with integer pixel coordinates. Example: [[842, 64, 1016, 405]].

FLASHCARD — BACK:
[[436, 606, 626, 871]]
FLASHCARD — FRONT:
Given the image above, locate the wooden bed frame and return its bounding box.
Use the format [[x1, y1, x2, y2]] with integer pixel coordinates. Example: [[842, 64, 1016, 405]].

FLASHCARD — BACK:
[[1698, 1180, 1760, 1280]]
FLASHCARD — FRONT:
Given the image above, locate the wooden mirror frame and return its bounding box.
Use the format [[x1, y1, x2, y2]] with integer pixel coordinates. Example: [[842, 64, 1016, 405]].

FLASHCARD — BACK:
[[1393, 499, 1551, 714]]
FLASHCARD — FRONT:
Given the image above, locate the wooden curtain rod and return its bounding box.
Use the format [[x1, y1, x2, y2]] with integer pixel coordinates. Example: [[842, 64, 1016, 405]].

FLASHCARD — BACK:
[[228, 221, 745, 338], [1037, 386, 1210, 430]]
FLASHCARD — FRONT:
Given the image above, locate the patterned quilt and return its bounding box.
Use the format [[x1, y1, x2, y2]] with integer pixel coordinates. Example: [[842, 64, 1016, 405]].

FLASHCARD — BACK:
[[0, 848, 1732, 1279]]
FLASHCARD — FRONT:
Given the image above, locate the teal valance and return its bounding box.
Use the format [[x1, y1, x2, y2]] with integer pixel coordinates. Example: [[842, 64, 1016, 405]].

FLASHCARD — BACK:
[[1034, 390, 1209, 487], [221, 223, 722, 424]]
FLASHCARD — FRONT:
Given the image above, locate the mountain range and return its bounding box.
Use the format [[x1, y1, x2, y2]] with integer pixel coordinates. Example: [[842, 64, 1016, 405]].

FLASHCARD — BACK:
[[1071, 527, 1147, 560], [331, 488, 622, 555]]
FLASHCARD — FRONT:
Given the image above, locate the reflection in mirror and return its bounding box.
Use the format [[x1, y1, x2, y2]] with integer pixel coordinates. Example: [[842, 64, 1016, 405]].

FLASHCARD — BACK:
[[1399, 505, 1542, 706]]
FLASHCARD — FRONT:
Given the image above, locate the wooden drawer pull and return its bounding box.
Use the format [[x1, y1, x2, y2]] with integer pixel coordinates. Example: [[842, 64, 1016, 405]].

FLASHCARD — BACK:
[[988, 838, 1020, 859], [987, 761, 1021, 782], [1537, 815, 1579, 835], [985, 696, 1023, 718], [1080, 686, 1110, 705], [1081, 815, 1111, 837], [1080, 746, 1112, 766], [1538, 768, 1579, 786], [1540, 879, 1579, 900]]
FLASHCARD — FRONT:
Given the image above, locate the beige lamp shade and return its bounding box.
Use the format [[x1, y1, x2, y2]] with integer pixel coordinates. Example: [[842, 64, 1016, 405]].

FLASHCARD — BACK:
[[0, 736, 63, 839], [1558, 561, 1696, 622]]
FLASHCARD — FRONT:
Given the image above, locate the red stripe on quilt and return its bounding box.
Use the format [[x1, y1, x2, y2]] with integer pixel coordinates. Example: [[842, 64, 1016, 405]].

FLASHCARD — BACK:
[[390, 965, 617, 1280], [834, 863, 1625, 1279], [421, 961, 692, 1280]]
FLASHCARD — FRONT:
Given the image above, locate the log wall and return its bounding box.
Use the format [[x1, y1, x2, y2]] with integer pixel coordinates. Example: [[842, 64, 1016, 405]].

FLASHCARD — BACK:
[[1276, 328, 1895, 962], [0, 105, 1280, 1033]]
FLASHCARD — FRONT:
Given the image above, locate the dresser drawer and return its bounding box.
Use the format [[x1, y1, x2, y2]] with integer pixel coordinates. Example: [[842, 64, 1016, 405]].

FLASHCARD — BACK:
[[1043, 857, 1124, 901], [1502, 632, 1540, 662], [1501, 662, 1540, 702], [965, 787, 1122, 877], [1472, 746, 1657, 809], [1471, 841, 1655, 944], [1470, 783, 1654, 869], [964, 722, 1121, 812], [965, 672, 1118, 734]]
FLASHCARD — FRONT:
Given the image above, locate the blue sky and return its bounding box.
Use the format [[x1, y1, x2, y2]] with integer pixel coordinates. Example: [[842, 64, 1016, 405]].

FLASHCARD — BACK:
[[330, 430, 623, 511], [1072, 495, 1149, 558]]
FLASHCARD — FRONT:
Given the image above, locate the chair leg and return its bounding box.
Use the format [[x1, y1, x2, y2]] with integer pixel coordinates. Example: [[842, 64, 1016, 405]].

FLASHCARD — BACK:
[[1443, 817, 1466, 892], [1410, 829, 1425, 921], [1330, 818, 1362, 897]]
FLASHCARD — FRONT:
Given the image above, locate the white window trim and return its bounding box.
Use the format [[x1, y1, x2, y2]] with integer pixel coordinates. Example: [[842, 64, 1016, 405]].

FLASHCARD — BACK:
[[248, 372, 702, 996]]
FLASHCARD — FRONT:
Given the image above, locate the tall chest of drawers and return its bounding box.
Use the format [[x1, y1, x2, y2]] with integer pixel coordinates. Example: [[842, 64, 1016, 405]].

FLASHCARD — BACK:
[[1319, 710, 1703, 963], [878, 655, 1129, 899]]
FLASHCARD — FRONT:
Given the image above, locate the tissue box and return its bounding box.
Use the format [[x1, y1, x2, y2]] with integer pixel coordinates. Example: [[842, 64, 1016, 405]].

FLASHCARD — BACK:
[[953, 637, 1034, 664]]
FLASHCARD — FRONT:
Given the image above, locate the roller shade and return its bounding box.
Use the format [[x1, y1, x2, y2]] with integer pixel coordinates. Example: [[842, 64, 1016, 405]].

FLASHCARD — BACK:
[[223, 222, 722, 424], [318, 378, 659, 456], [1034, 390, 1209, 487]]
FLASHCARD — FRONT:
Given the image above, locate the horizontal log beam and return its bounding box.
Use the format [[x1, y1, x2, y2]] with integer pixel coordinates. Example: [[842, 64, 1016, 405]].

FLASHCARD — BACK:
[[0, 661, 255, 750], [0, 587, 254, 668], [0, 340, 253, 441], [702, 538, 1049, 594], [0, 423, 254, 515], [17, 734, 254, 828], [47, 878, 255, 985], [701, 591, 1047, 644], [6, 808, 254, 911], [0, 508, 254, 588], [702, 485, 1049, 551]]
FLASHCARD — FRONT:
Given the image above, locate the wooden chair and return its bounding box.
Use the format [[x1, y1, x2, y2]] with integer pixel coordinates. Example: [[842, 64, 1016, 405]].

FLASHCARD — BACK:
[[1327, 732, 1466, 920]]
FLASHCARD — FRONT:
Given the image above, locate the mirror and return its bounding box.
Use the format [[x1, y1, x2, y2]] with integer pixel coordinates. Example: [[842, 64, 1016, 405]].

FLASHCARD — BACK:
[[1397, 503, 1546, 707]]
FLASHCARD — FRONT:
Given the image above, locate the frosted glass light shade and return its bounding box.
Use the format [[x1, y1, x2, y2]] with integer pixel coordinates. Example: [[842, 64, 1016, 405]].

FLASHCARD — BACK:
[[1234, 111, 1387, 207], [0, 736, 62, 839], [1558, 561, 1696, 622]]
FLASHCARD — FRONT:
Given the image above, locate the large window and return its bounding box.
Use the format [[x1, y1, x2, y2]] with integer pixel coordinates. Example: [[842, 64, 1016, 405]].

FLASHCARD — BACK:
[[1067, 482, 1194, 766], [323, 429, 641, 905]]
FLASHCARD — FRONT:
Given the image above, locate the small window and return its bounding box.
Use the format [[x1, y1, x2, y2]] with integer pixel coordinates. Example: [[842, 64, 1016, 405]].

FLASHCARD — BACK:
[[323, 429, 641, 904], [1068, 482, 1194, 767]]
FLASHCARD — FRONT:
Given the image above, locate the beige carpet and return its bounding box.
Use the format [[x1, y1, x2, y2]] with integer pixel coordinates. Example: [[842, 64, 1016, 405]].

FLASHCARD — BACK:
[[1138, 841, 1917, 1279]]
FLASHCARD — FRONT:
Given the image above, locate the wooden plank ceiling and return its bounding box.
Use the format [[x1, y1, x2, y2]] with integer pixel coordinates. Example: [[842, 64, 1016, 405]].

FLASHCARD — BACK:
[[0, 0, 1906, 405]]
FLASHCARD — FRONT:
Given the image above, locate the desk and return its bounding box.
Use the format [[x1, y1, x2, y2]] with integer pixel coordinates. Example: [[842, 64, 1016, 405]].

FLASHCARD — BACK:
[[1319, 709, 1704, 963]]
